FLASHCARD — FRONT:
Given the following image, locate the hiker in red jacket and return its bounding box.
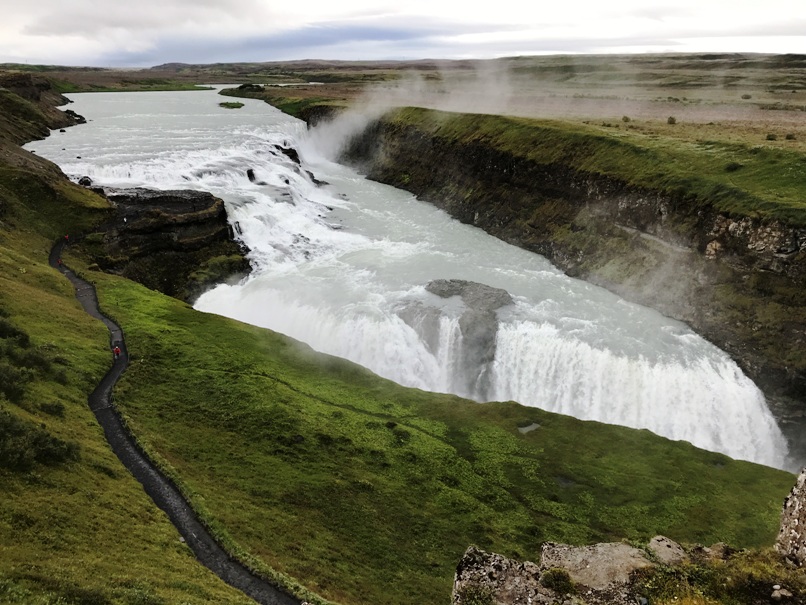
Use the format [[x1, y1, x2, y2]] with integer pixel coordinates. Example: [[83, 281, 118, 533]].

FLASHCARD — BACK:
[[113, 345, 121, 359]]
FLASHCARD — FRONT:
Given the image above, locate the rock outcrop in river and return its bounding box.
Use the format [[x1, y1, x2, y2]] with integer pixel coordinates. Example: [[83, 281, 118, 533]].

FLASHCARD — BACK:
[[398, 279, 513, 399], [85, 187, 248, 301]]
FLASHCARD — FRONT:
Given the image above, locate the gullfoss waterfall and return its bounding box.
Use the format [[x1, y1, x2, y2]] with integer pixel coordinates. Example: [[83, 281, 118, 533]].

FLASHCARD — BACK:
[[27, 89, 789, 469]]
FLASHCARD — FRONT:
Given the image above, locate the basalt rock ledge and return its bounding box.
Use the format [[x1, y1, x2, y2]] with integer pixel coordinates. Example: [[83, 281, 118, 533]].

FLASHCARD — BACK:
[[82, 186, 248, 301]]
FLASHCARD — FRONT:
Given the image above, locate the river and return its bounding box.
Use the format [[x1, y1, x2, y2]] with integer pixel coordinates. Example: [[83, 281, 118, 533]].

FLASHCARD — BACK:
[[26, 88, 789, 469]]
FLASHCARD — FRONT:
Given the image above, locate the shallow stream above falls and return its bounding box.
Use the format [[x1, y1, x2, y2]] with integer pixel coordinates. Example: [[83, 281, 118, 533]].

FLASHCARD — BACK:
[[26, 88, 790, 469]]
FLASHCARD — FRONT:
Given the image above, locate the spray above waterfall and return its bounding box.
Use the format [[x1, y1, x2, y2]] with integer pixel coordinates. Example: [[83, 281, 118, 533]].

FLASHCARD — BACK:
[[26, 88, 791, 470]]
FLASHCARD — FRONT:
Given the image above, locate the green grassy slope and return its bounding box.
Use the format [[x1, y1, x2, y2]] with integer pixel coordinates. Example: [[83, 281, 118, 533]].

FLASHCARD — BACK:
[[71, 265, 793, 605], [0, 99, 261, 604]]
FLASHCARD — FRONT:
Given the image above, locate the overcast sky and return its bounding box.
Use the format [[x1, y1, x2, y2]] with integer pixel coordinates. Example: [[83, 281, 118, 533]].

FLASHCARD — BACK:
[[1, 0, 804, 67]]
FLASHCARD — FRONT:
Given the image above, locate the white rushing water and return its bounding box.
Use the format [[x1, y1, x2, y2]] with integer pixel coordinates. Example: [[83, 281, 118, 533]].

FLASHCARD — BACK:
[[26, 89, 789, 468]]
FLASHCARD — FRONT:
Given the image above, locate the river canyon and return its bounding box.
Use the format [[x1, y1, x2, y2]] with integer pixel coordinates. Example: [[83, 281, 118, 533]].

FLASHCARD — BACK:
[[26, 88, 790, 470]]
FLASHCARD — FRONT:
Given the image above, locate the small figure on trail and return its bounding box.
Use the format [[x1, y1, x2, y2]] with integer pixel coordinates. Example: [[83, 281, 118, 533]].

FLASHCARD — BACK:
[[64, 234, 70, 244], [113, 345, 121, 359], [57, 258, 63, 266]]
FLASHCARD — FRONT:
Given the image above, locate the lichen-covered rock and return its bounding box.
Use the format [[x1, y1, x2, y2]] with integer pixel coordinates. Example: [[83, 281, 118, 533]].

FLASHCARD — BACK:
[[777, 467, 806, 567], [453, 543, 656, 605], [647, 536, 687, 566], [452, 546, 543, 605], [540, 542, 653, 592]]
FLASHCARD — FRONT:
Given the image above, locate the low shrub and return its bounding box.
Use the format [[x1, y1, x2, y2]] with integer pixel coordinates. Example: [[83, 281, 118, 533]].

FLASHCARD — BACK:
[[541, 568, 576, 595], [456, 585, 494, 605], [0, 408, 80, 471], [39, 401, 65, 417]]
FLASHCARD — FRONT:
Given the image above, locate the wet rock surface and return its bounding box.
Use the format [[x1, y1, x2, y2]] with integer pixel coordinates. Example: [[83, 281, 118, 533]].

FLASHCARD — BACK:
[[425, 279, 513, 398], [777, 467, 806, 567]]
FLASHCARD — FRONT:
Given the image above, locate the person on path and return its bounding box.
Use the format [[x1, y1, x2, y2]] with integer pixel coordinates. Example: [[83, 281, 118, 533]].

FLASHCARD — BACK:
[[64, 234, 69, 243], [113, 345, 121, 359]]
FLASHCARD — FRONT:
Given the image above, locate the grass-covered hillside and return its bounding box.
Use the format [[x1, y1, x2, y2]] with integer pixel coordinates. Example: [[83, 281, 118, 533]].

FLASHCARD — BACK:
[[0, 84, 261, 605], [0, 75, 799, 605]]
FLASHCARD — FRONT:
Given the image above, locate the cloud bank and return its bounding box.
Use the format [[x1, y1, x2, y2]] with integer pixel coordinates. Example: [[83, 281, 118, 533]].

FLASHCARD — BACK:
[[0, 0, 804, 66]]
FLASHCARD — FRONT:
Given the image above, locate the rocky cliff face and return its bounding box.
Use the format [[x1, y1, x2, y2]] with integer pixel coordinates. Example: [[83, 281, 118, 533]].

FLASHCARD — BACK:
[[342, 113, 806, 464], [83, 186, 248, 301], [777, 467, 806, 567]]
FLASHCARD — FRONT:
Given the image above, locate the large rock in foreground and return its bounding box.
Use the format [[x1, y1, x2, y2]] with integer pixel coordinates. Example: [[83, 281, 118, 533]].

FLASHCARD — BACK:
[[777, 467, 806, 567], [453, 546, 542, 605]]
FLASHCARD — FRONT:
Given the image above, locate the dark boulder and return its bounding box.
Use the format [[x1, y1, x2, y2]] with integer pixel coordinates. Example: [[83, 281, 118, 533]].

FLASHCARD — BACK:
[[272, 145, 301, 165]]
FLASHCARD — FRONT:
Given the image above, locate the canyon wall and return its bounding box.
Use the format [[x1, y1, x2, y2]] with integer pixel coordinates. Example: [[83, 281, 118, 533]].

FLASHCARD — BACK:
[[340, 109, 806, 464]]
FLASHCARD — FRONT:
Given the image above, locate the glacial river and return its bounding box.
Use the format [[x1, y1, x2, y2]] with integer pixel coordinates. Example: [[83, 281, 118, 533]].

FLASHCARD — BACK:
[[26, 88, 789, 469]]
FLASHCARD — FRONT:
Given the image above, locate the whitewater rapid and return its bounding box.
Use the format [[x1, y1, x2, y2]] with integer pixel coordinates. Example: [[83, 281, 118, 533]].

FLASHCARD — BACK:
[[26, 89, 789, 469]]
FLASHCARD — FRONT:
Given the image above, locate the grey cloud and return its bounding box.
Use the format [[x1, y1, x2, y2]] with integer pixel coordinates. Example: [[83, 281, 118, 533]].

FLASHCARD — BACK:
[[23, 0, 266, 36], [97, 19, 518, 65]]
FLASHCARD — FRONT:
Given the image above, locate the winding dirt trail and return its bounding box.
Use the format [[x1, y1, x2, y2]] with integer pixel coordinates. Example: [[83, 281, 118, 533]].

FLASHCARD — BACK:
[[50, 238, 300, 605]]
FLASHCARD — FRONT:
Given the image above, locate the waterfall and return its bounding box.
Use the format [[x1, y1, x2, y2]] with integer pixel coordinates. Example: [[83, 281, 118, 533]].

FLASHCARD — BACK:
[[25, 88, 790, 469]]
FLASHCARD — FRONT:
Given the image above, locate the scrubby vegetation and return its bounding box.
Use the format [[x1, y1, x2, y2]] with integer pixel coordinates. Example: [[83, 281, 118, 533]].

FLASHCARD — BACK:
[[636, 548, 806, 605]]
